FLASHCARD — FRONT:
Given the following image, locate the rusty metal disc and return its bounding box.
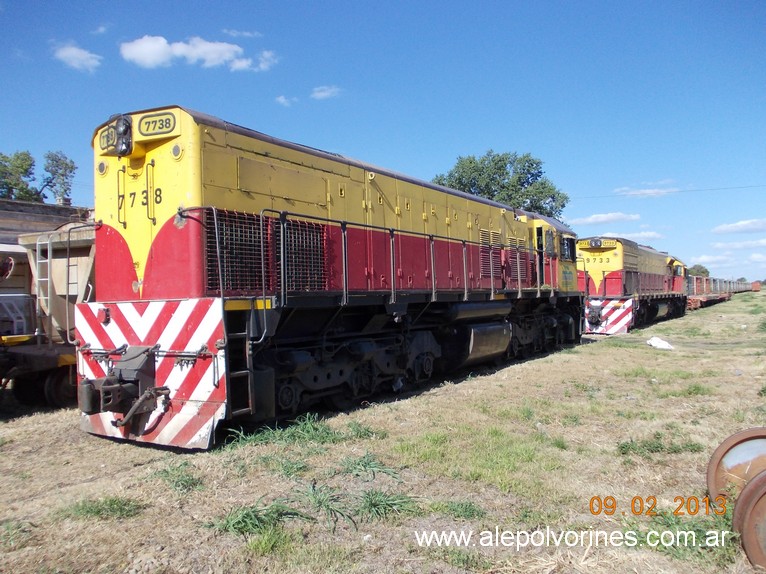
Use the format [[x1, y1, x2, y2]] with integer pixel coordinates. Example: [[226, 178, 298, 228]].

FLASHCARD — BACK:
[[734, 471, 766, 568], [734, 470, 766, 534], [706, 428, 766, 500]]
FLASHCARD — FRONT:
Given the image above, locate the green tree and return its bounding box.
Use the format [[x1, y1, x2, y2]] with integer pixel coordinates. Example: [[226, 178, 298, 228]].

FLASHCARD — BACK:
[[433, 150, 568, 219], [688, 264, 710, 277], [0, 151, 37, 200], [736, 276, 747, 283], [40, 151, 77, 204], [0, 150, 76, 203]]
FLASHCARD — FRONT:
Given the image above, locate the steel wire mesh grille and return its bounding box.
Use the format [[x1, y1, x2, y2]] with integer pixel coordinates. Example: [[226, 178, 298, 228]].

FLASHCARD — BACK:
[[205, 210, 274, 294], [276, 219, 327, 291], [205, 210, 326, 295]]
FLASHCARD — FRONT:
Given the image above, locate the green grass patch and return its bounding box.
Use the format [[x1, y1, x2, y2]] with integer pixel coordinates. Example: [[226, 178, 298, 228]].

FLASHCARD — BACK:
[[152, 461, 204, 493], [339, 452, 400, 481], [658, 383, 713, 398], [212, 499, 314, 536], [622, 366, 655, 379], [549, 435, 568, 450], [572, 381, 600, 399], [225, 413, 389, 449], [62, 496, 146, 520], [562, 414, 581, 426], [225, 413, 346, 447], [758, 319, 766, 333], [295, 482, 356, 532], [395, 424, 565, 499], [617, 432, 704, 458], [431, 547, 492, 571], [519, 405, 535, 421], [1, 520, 33, 551], [356, 489, 419, 521], [600, 337, 636, 348], [616, 410, 657, 421], [345, 420, 388, 440], [430, 500, 486, 520], [516, 505, 565, 528], [625, 502, 738, 568], [258, 454, 309, 479], [624, 366, 718, 390], [244, 524, 295, 557], [679, 325, 712, 337]]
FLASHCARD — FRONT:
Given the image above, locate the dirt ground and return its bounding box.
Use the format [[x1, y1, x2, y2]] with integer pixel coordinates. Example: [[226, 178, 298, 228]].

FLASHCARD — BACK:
[[1, 291, 765, 574]]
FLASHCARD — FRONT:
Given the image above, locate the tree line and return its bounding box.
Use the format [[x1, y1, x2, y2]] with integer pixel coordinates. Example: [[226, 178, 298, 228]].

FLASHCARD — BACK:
[[0, 150, 76, 204], [432, 150, 567, 219]]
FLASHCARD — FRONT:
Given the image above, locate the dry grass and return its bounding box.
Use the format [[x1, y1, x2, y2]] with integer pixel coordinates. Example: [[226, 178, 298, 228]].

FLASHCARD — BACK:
[[1, 291, 764, 573]]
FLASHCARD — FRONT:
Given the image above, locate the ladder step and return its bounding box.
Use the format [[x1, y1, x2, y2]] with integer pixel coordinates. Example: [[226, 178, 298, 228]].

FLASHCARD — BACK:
[[230, 370, 251, 378]]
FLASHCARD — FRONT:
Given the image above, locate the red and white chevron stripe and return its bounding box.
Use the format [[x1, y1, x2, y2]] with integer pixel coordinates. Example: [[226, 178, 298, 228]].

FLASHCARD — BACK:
[[75, 298, 227, 449], [584, 297, 634, 335]]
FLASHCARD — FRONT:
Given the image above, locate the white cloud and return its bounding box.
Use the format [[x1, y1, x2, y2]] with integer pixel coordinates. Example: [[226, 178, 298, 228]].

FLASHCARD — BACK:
[[92, 24, 108, 35], [712, 219, 766, 234], [275, 95, 298, 107], [602, 231, 663, 241], [749, 253, 766, 263], [54, 42, 102, 72], [222, 29, 262, 38], [711, 238, 766, 250], [120, 36, 175, 67], [229, 58, 253, 71], [568, 212, 640, 225], [614, 186, 680, 198], [255, 50, 278, 71], [311, 85, 341, 100], [174, 36, 245, 67], [120, 35, 276, 72]]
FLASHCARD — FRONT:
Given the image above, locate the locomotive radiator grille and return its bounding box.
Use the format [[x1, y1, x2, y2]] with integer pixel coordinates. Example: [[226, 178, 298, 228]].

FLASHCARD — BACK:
[[507, 238, 530, 282], [479, 229, 502, 278], [205, 210, 327, 296], [205, 210, 275, 295], [275, 219, 327, 292]]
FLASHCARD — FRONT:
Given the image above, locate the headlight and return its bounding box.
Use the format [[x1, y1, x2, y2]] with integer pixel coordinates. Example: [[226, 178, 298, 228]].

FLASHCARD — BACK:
[[114, 115, 133, 157]]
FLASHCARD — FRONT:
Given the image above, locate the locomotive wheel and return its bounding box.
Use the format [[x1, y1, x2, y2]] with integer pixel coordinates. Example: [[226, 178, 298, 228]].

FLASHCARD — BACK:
[[732, 470, 766, 568], [509, 337, 520, 358], [11, 375, 46, 406], [706, 428, 766, 500], [44, 366, 77, 408]]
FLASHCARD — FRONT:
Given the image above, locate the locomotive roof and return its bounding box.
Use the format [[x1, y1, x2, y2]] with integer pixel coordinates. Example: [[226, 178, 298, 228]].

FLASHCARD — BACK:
[[579, 236, 685, 264], [96, 105, 575, 236]]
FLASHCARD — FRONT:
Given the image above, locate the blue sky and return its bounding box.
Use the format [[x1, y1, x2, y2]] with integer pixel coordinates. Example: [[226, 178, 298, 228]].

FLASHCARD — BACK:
[[1, 1, 764, 280]]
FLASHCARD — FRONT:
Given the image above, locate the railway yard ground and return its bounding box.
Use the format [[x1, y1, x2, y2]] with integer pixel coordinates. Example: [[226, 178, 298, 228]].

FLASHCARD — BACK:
[[2, 290, 765, 574]]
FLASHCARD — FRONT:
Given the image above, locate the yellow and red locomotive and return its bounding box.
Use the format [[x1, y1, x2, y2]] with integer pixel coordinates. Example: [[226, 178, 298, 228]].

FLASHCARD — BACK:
[[76, 106, 583, 449], [576, 237, 687, 334]]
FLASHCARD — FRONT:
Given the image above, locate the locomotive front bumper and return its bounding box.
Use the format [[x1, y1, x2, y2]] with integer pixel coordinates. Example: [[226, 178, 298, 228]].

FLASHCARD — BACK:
[[78, 345, 169, 426]]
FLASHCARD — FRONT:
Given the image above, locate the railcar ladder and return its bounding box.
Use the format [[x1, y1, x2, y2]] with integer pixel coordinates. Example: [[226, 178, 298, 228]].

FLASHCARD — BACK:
[[34, 234, 53, 347], [226, 302, 256, 418]]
